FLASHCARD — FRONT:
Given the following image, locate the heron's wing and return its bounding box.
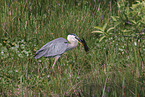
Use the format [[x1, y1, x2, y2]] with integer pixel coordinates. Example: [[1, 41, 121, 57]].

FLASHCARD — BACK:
[[34, 38, 68, 59]]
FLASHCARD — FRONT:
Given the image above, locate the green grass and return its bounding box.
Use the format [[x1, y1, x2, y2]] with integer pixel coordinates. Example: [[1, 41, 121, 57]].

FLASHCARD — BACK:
[[0, 0, 145, 97]]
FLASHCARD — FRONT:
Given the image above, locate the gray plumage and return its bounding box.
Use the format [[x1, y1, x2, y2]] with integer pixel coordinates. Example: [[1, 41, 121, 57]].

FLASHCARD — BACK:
[[34, 38, 68, 59]]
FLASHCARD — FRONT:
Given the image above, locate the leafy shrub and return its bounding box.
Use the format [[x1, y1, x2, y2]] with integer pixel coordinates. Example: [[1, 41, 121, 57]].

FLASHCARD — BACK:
[[92, 0, 145, 41]]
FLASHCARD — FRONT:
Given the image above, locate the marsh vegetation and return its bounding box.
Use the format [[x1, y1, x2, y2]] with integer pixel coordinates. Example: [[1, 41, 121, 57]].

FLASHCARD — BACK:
[[0, 0, 145, 96]]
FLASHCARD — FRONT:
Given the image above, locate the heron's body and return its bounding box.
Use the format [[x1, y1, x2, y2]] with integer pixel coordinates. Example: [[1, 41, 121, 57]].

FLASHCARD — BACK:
[[34, 33, 88, 69], [35, 38, 68, 59]]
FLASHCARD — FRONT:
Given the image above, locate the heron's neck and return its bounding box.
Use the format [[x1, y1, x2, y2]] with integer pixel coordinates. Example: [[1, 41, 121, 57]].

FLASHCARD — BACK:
[[66, 41, 78, 51]]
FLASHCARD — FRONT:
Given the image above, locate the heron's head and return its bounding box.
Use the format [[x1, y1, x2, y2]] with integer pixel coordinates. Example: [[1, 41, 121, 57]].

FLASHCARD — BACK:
[[67, 33, 82, 44], [67, 33, 89, 52]]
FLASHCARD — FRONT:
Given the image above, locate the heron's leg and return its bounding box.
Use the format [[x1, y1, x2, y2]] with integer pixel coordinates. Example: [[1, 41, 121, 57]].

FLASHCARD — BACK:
[[52, 56, 60, 69]]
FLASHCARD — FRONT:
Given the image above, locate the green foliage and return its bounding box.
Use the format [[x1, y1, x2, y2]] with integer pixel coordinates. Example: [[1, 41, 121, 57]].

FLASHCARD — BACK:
[[113, 0, 145, 35], [0, 37, 34, 60], [92, 23, 115, 42], [0, 0, 144, 97], [92, 0, 145, 41]]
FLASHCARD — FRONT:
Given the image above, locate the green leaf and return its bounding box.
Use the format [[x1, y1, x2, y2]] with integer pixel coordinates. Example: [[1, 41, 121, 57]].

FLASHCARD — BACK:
[[117, 3, 120, 9], [111, 16, 117, 21], [1, 46, 8, 52], [99, 36, 106, 42], [141, 16, 145, 24], [130, 20, 137, 24], [107, 27, 115, 33], [121, 29, 132, 33], [92, 31, 104, 34], [114, 21, 121, 27], [94, 26, 103, 31], [103, 23, 108, 31], [131, 4, 138, 9], [136, 23, 141, 28]]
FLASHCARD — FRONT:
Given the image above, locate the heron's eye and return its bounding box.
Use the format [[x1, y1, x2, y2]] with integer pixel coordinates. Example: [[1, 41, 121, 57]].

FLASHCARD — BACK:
[[75, 37, 78, 39]]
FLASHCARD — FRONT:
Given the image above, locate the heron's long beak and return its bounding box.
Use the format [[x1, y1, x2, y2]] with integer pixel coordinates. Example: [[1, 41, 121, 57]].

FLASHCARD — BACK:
[[75, 37, 84, 46], [75, 37, 89, 52]]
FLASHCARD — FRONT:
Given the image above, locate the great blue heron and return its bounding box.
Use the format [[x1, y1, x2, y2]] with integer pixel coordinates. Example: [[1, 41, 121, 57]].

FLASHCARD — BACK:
[[34, 33, 89, 69]]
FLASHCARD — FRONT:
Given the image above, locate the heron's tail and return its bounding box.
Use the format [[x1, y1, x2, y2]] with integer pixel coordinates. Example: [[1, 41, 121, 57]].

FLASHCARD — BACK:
[[34, 49, 47, 59]]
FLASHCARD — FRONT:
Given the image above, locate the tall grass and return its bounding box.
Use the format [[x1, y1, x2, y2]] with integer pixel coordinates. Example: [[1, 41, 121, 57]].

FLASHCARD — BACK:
[[0, 0, 144, 97]]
